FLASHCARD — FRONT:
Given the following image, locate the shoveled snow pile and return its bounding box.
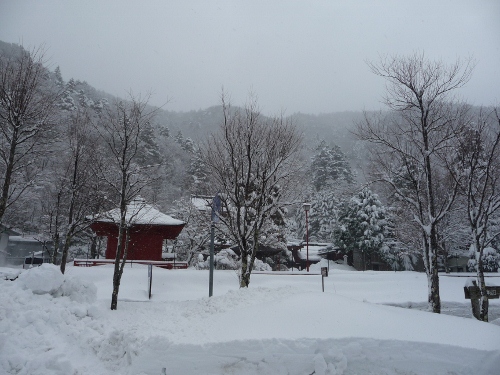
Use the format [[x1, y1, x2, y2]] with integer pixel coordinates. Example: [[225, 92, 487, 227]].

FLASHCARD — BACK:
[[15, 263, 96, 303], [1, 263, 499, 375]]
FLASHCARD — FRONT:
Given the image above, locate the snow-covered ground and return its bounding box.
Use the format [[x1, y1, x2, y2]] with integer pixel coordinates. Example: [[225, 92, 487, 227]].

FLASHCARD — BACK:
[[1, 261, 499, 375]]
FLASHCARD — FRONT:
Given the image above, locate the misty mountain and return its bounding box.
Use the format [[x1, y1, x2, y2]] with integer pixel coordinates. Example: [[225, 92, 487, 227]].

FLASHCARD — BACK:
[[154, 106, 366, 156], [0, 40, 367, 158]]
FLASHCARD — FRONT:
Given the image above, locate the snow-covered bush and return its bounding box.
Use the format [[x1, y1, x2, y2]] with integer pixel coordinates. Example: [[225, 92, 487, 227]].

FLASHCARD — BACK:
[[195, 248, 240, 270], [195, 250, 273, 271], [215, 249, 239, 270], [252, 258, 272, 271], [467, 246, 500, 272]]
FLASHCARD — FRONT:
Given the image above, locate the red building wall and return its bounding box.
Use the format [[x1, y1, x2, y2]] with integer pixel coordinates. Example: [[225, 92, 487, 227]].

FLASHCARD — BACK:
[[105, 232, 165, 261], [91, 222, 184, 261]]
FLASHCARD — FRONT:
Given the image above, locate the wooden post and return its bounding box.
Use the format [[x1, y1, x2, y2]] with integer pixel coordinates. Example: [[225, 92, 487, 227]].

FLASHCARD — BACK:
[[321, 267, 328, 292]]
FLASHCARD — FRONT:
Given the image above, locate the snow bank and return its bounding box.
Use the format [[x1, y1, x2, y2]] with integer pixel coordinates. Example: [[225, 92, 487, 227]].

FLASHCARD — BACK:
[[17, 263, 65, 294], [1, 265, 500, 375], [0, 265, 100, 375], [15, 263, 96, 303], [129, 337, 499, 375]]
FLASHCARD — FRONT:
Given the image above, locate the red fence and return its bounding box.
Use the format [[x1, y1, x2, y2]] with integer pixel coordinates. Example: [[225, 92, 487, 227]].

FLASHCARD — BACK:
[[73, 258, 188, 269]]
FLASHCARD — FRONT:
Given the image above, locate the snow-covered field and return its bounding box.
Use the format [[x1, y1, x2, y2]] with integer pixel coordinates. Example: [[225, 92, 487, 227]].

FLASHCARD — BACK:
[[1, 261, 499, 375]]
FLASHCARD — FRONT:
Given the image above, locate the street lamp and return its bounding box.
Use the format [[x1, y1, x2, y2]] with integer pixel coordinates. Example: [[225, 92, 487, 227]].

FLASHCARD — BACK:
[[303, 202, 311, 272]]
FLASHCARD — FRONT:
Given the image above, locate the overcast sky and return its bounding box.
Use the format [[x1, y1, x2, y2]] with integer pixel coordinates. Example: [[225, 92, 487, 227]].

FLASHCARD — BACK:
[[1, 0, 499, 115]]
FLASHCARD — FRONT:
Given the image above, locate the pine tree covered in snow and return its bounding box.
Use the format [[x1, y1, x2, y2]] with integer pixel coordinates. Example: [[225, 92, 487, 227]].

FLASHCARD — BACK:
[[136, 121, 162, 166], [175, 130, 196, 153], [334, 188, 395, 268], [296, 190, 339, 242], [311, 142, 354, 191], [467, 246, 500, 273], [54, 66, 64, 87], [186, 148, 210, 195]]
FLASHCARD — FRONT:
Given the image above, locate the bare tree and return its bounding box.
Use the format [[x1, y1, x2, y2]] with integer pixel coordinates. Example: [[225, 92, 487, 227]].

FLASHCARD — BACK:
[[59, 109, 106, 273], [203, 95, 302, 287], [455, 108, 500, 321], [357, 52, 474, 313], [38, 108, 106, 272], [0, 47, 59, 223], [95, 95, 158, 310]]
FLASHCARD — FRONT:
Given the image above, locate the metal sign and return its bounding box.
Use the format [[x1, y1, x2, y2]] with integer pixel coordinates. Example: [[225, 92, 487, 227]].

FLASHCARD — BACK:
[[211, 193, 221, 223]]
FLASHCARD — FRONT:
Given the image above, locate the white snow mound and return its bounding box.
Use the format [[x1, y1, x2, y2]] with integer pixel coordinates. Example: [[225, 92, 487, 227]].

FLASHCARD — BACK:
[[17, 263, 65, 294], [16, 264, 97, 303]]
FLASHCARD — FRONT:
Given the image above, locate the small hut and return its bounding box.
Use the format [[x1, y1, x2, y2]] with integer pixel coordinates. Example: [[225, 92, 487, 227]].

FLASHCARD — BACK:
[[90, 197, 185, 261]]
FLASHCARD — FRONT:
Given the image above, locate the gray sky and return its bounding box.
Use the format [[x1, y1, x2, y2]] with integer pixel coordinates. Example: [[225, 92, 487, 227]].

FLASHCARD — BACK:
[[1, 0, 499, 115]]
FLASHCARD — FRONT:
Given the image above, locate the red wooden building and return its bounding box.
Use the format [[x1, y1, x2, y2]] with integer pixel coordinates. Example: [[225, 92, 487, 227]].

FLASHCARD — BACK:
[[90, 197, 185, 261]]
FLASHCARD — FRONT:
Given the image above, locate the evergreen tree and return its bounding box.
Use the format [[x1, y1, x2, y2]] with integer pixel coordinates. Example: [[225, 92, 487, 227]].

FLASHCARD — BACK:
[[54, 66, 64, 87], [187, 148, 209, 194], [175, 130, 184, 147], [296, 190, 339, 242], [183, 137, 196, 153], [136, 121, 162, 166], [467, 246, 500, 273], [311, 142, 354, 191], [159, 125, 170, 138], [334, 188, 393, 269]]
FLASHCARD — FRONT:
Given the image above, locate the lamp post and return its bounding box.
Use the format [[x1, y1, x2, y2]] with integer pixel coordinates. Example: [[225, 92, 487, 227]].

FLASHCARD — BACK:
[[303, 202, 311, 272]]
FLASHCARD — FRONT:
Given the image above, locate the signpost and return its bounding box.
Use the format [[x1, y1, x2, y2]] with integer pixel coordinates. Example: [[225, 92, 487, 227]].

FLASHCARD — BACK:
[[321, 266, 328, 292], [464, 279, 500, 320], [209, 193, 221, 297], [209, 223, 215, 297], [148, 264, 153, 299]]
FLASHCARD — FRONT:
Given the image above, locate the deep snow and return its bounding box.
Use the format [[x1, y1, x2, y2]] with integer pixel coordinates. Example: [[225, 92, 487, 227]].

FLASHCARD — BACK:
[[1, 261, 499, 375]]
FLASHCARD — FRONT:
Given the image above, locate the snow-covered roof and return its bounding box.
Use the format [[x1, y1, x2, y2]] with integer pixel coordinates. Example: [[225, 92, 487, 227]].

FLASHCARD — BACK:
[[191, 197, 210, 211], [191, 196, 212, 211], [296, 245, 331, 261], [8, 235, 42, 243], [91, 197, 184, 226]]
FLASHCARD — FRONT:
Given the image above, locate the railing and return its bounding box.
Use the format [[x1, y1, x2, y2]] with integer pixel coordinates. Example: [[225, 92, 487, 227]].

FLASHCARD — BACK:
[[73, 258, 188, 269]]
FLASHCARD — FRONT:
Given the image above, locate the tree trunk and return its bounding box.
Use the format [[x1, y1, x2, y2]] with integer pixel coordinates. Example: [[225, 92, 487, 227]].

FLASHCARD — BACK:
[[428, 260, 441, 313], [110, 229, 123, 310], [428, 225, 441, 313], [240, 270, 250, 288], [240, 245, 250, 288], [59, 223, 80, 273], [51, 233, 60, 265], [59, 231, 73, 274], [90, 235, 98, 259], [477, 252, 489, 322]]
